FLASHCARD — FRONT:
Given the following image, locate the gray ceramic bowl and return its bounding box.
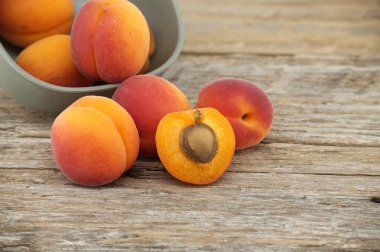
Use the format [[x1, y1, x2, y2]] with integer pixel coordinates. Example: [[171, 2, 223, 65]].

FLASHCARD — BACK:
[[0, 0, 184, 114]]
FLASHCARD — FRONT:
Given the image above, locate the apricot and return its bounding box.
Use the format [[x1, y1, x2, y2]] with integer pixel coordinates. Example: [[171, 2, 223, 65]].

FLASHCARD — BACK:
[[51, 96, 139, 186], [0, 0, 74, 48], [138, 26, 155, 74], [196, 78, 273, 150], [16, 35, 93, 87], [71, 0, 150, 83], [149, 26, 156, 57], [138, 58, 150, 75], [112, 75, 190, 157], [156, 108, 235, 185]]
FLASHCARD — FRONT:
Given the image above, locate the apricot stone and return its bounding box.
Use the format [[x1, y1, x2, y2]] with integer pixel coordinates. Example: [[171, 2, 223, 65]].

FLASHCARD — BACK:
[[196, 78, 273, 150], [71, 0, 150, 83], [181, 123, 218, 163], [51, 96, 139, 186], [112, 75, 190, 157], [0, 0, 74, 48], [16, 35, 93, 87]]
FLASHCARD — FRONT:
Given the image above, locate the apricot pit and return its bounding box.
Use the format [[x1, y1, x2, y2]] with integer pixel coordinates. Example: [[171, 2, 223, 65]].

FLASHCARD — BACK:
[[180, 116, 218, 163]]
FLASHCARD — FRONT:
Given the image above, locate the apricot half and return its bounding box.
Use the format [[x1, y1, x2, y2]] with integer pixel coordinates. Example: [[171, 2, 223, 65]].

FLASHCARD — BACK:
[[156, 108, 235, 185]]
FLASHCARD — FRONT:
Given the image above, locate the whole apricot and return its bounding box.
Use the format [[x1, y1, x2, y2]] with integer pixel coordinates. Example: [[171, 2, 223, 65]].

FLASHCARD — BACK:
[[156, 108, 235, 185], [196, 78, 273, 150], [51, 96, 139, 186], [112, 75, 190, 157], [0, 0, 74, 47], [16, 35, 93, 87], [71, 0, 150, 83]]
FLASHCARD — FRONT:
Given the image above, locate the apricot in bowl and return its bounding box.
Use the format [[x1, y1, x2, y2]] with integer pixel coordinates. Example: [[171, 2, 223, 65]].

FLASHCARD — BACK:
[[16, 34, 92, 87], [156, 108, 235, 185], [71, 0, 150, 83], [0, 0, 74, 48]]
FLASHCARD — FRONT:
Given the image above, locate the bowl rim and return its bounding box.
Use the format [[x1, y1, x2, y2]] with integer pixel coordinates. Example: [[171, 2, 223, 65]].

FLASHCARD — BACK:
[[0, 0, 184, 94]]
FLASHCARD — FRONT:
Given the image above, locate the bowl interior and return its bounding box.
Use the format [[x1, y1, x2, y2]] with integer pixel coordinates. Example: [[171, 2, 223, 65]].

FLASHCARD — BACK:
[[0, 0, 184, 91], [129, 0, 183, 72]]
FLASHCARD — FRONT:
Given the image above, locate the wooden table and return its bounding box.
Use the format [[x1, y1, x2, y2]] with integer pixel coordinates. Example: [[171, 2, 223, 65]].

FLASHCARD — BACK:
[[1, 0, 380, 251]]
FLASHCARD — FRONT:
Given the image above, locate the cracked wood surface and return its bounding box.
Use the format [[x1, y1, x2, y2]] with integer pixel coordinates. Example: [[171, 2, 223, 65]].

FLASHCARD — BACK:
[[1, 0, 380, 251]]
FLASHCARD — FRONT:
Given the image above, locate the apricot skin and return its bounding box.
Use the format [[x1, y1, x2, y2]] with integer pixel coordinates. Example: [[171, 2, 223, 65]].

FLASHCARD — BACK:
[[138, 58, 150, 75], [112, 75, 190, 157], [71, 0, 150, 83], [196, 78, 273, 150], [70, 96, 139, 172], [148, 26, 156, 57], [0, 0, 74, 48], [16, 35, 93, 87], [51, 96, 139, 186], [156, 108, 235, 185]]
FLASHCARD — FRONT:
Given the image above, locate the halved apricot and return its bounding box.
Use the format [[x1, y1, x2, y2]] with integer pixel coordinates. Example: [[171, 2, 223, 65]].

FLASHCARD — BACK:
[[156, 108, 235, 185]]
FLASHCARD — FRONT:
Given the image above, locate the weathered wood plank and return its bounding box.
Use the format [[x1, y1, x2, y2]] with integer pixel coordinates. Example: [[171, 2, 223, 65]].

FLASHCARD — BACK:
[[1, 169, 379, 251], [1, 0, 380, 250], [179, 0, 380, 57], [1, 137, 380, 176]]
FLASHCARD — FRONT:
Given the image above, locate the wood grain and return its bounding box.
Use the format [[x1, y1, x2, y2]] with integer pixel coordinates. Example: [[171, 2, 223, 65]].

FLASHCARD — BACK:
[[1, 0, 380, 251], [1, 169, 380, 251], [179, 0, 380, 57]]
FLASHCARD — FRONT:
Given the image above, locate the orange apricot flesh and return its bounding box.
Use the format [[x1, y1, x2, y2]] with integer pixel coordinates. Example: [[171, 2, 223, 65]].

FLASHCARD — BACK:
[[156, 108, 235, 185]]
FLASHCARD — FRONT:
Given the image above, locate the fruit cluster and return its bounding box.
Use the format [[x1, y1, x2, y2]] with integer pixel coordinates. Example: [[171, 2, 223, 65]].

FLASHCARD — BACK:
[[0, 0, 273, 186], [51, 76, 273, 186], [0, 0, 155, 87]]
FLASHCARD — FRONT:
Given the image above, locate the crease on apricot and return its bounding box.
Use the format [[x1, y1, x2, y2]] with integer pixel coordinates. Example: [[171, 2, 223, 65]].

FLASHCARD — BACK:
[[72, 106, 124, 148], [91, 10, 107, 80], [51, 106, 127, 186], [70, 96, 139, 172], [91, 1, 124, 79]]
